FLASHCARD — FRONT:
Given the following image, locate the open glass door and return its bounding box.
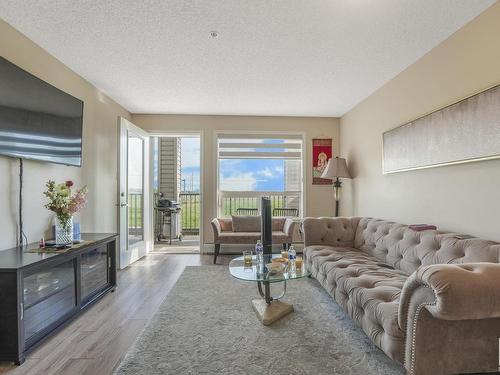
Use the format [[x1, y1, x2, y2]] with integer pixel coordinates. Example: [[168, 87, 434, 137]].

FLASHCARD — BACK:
[[118, 117, 151, 269]]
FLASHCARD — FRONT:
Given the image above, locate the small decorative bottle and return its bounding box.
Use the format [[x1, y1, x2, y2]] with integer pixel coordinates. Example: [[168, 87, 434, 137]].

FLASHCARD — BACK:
[[288, 245, 297, 273], [255, 240, 264, 274]]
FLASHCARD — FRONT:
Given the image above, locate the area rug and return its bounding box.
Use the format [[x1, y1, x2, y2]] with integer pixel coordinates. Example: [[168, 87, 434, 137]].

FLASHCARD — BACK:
[[114, 266, 405, 375]]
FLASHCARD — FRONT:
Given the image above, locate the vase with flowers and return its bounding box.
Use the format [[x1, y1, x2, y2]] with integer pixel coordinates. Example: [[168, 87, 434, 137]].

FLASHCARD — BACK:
[[44, 180, 88, 246]]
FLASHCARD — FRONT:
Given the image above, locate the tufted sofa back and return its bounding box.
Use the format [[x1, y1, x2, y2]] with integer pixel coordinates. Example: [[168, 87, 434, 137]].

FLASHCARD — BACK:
[[303, 217, 361, 248], [354, 218, 500, 275]]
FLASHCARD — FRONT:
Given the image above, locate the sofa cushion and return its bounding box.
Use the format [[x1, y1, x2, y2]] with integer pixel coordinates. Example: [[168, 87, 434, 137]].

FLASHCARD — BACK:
[[219, 232, 260, 244], [304, 245, 407, 363], [231, 215, 261, 232]]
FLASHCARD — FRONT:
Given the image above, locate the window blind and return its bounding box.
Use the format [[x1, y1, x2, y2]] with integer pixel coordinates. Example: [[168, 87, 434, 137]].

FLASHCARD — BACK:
[[217, 133, 303, 159]]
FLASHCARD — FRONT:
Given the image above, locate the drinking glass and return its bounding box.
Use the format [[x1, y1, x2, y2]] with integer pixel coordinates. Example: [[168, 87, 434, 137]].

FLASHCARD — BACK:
[[295, 256, 303, 270], [243, 250, 253, 266]]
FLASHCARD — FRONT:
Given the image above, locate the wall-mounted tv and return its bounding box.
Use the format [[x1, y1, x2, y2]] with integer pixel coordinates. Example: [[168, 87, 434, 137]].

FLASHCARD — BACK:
[[0, 57, 83, 167]]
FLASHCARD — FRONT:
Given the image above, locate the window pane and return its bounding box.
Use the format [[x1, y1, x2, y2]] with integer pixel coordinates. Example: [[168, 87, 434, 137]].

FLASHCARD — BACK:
[[220, 159, 287, 191], [128, 135, 144, 244], [217, 135, 303, 218]]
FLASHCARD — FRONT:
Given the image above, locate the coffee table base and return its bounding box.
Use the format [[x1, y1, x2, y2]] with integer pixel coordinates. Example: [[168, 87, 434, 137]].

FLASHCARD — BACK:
[[252, 299, 294, 326]]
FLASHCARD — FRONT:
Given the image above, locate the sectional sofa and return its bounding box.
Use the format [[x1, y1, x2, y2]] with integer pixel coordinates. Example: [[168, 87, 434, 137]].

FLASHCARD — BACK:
[[302, 217, 500, 375]]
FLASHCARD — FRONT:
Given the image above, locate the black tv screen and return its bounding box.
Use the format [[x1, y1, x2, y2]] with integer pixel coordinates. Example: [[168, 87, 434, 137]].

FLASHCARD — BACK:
[[0, 57, 83, 167]]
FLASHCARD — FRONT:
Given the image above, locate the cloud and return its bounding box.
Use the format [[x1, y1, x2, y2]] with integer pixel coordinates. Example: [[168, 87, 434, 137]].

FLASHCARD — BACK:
[[220, 172, 257, 191], [258, 168, 274, 178], [180, 137, 200, 168], [219, 159, 287, 191], [256, 166, 284, 179]]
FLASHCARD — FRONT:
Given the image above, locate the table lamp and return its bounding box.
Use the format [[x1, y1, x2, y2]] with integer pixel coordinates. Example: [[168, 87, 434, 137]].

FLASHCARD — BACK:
[[321, 157, 351, 217]]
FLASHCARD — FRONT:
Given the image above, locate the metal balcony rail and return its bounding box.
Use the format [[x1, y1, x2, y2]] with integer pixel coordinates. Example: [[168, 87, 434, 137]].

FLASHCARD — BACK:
[[179, 192, 200, 234], [128, 192, 143, 236], [218, 190, 301, 217]]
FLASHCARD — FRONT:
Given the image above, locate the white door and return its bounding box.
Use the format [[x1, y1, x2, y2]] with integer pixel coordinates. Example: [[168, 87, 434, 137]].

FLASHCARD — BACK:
[[118, 117, 151, 269]]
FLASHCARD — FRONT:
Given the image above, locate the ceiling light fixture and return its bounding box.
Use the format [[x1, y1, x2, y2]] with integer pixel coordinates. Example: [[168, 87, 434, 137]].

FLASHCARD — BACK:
[[209, 30, 219, 38]]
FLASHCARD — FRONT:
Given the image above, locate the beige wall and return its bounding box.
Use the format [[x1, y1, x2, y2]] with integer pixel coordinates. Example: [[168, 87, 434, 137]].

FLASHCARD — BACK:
[[340, 3, 500, 241], [132, 114, 340, 244], [0, 19, 131, 249]]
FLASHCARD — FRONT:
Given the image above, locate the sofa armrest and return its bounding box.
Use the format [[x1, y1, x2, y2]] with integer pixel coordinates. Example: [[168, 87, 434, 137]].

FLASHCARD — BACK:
[[283, 218, 295, 241], [301, 217, 357, 248], [211, 218, 222, 244], [399, 263, 500, 331]]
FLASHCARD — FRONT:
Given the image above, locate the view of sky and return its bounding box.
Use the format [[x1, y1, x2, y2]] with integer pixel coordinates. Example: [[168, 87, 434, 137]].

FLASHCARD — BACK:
[[219, 159, 285, 191], [151, 137, 295, 193], [180, 138, 289, 192], [180, 137, 201, 191]]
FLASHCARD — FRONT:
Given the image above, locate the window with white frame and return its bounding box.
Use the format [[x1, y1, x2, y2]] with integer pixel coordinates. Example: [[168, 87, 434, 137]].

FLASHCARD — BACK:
[[216, 133, 304, 217]]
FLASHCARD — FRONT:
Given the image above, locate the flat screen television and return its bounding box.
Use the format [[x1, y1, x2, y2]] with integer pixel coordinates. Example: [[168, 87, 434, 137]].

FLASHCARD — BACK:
[[0, 56, 83, 167]]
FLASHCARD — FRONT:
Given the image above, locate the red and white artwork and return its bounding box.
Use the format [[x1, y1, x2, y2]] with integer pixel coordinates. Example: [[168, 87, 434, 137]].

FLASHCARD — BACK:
[[312, 138, 332, 185]]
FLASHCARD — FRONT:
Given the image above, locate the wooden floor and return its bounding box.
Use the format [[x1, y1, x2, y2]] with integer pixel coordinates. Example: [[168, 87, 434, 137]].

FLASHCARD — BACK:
[[151, 235, 200, 254], [0, 253, 232, 375]]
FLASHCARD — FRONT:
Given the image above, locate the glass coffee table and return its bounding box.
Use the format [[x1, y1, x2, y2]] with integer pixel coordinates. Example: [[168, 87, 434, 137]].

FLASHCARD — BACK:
[[229, 254, 310, 325]]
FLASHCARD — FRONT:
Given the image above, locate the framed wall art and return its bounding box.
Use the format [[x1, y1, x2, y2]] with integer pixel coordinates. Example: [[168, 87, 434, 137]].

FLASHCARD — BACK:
[[312, 138, 332, 184], [383, 83, 500, 173]]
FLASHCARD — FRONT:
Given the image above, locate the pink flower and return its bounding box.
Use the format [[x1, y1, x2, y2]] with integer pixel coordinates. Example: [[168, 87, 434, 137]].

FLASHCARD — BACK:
[[66, 180, 74, 188]]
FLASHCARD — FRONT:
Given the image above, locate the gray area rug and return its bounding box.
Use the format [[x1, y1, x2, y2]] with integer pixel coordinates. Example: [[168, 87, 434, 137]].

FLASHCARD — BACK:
[[115, 266, 405, 375]]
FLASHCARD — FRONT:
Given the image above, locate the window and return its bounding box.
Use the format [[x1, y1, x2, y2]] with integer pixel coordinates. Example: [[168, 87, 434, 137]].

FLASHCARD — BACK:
[[217, 133, 303, 217]]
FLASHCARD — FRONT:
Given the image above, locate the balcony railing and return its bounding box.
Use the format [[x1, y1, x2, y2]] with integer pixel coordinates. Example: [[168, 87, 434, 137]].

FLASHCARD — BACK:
[[218, 191, 301, 217], [131, 191, 299, 239], [179, 192, 200, 235], [128, 192, 143, 238]]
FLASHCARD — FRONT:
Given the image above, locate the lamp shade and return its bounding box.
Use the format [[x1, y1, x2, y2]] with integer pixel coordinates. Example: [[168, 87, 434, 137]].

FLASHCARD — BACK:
[[321, 157, 351, 179]]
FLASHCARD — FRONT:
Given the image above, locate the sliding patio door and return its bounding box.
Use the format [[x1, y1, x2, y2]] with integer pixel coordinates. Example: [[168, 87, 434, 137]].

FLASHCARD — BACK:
[[118, 117, 152, 269]]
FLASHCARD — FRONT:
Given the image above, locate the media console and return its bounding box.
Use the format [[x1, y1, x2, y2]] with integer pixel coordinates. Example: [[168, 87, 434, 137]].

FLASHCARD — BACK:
[[0, 233, 117, 364]]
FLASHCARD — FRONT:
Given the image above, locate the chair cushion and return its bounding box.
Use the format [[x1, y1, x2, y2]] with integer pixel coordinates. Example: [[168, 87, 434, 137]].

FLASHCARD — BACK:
[[304, 245, 407, 363], [231, 215, 261, 232], [218, 231, 289, 244]]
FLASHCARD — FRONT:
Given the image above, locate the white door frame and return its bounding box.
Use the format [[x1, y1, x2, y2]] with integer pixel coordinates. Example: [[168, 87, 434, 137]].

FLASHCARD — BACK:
[[148, 130, 204, 249], [118, 117, 152, 269]]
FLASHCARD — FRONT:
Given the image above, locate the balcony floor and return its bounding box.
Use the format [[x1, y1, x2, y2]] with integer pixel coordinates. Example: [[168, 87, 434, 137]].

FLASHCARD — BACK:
[[152, 235, 200, 254]]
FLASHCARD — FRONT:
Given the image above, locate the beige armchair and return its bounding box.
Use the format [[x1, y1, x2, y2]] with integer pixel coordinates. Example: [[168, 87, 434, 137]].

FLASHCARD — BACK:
[[211, 216, 295, 264]]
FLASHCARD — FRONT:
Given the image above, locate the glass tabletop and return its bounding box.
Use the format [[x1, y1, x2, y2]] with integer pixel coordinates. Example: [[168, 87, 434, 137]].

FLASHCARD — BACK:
[[229, 255, 310, 283]]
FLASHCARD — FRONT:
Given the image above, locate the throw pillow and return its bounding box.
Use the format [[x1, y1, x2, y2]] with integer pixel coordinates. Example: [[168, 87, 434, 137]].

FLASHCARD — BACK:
[[231, 215, 261, 232]]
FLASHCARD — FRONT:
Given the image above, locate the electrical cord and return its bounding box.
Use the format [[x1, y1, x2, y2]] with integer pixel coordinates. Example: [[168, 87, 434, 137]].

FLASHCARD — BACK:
[[19, 158, 28, 248]]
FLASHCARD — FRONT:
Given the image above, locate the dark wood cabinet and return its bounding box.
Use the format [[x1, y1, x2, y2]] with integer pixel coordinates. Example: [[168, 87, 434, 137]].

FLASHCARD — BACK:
[[80, 245, 111, 304], [0, 234, 117, 364], [23, 258, 77, 347]]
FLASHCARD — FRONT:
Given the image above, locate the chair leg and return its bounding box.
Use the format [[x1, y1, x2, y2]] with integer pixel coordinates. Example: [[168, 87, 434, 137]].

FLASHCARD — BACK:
[[213, 244, 220, 264]]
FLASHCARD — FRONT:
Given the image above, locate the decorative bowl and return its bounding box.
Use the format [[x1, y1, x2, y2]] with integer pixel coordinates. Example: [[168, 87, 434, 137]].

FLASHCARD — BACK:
[[266, 262, 286, 275], [272, 257, 288, 264]]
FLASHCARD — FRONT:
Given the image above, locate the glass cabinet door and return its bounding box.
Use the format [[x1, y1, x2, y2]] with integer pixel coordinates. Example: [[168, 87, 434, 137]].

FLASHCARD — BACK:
[[23, 259, 76, 343], [80, 246, 110, 303]]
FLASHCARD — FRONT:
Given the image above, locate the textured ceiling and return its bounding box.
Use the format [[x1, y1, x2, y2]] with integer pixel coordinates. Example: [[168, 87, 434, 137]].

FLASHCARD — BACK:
[[0, 0, 495, 117]]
